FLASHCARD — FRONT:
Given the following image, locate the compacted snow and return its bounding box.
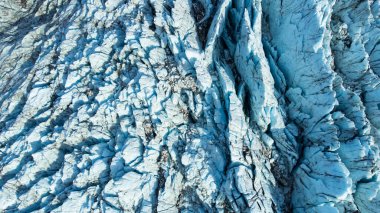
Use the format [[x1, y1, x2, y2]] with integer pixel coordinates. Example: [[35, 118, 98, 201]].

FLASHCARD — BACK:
[[0, 0, 379, 212]]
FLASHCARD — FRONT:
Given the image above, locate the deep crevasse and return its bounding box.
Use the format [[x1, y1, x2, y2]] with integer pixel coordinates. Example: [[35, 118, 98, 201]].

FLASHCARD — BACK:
[[0, 0, 379, 212]]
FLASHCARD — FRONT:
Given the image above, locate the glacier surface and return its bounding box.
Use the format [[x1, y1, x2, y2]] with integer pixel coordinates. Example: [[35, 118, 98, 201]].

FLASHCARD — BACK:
[[0, 0, 379, 212]]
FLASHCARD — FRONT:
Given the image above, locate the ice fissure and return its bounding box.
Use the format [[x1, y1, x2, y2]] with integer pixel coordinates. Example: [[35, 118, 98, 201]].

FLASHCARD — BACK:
[[0, 0, 379, 212]]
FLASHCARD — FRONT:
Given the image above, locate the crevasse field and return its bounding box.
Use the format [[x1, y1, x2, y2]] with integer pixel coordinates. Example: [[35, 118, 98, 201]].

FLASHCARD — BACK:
[[0, 0, 379, 212]]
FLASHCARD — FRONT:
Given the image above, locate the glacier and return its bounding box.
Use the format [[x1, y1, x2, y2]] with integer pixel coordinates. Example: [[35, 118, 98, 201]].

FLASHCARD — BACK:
[[0, 0, 379, 212]]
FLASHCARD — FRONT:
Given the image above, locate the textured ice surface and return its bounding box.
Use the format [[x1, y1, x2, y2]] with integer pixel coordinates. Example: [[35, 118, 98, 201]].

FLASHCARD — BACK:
[[0, 0, 379, 212]]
